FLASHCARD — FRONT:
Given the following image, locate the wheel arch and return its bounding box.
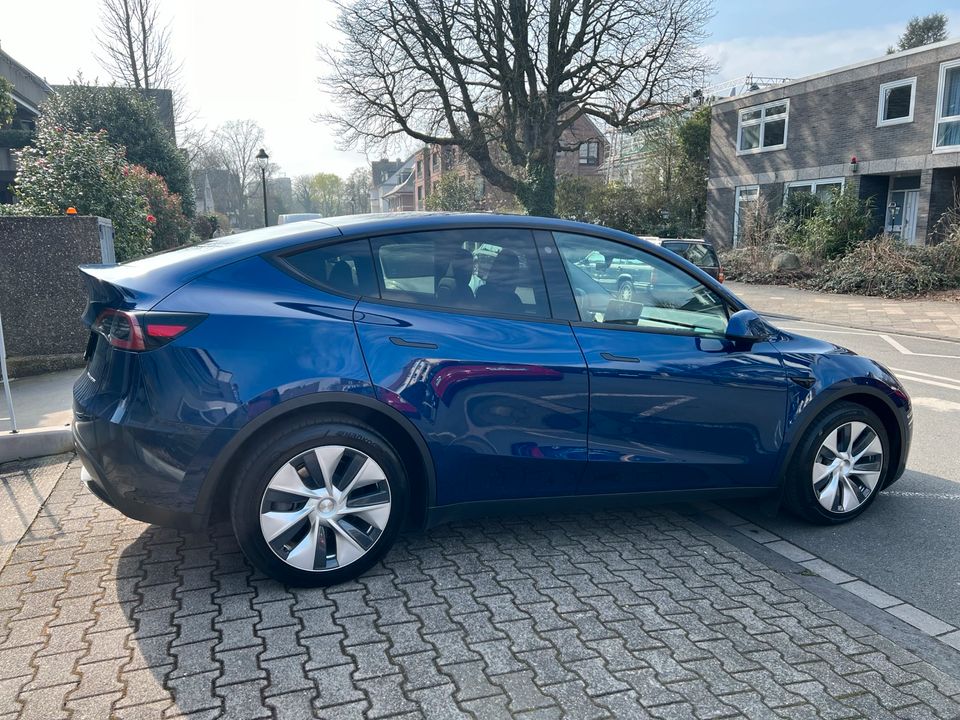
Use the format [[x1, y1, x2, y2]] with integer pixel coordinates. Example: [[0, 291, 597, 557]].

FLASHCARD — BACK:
[[197, 392, 436, 529], [777, 385, 907, 491]]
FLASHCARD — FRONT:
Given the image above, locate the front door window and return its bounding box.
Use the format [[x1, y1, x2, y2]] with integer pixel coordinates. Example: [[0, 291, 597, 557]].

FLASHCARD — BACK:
[[554, 232, 729, 336]]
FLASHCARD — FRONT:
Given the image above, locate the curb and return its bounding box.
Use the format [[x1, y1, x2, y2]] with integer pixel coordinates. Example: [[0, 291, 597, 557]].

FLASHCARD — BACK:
[[0, 426, 74, 464], [753, 310, 960, 345], [693, 501, 960, 656]]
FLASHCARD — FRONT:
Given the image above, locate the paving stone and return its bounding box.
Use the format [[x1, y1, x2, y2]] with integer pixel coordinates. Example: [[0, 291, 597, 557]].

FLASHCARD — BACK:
[[887, 604, 956, 637], [5, 459, 960, 720], [841, 581, 903, 609]]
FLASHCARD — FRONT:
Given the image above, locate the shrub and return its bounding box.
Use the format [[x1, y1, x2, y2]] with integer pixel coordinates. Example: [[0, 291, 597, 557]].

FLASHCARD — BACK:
[[815, 235, 942, 298], [41, 83, 195, 216], [424, 173, 478, 211], [774, 191, 821, 248], [804, 187, 876, 258], [129, 165, 192, 251], [192, 214, 220, 240], [7, 123, 151, 261]]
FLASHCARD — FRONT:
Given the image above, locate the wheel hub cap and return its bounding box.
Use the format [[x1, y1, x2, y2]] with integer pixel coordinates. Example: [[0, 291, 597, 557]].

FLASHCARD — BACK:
[[259, 445, 392, 572], [812, 420, 883, 514]]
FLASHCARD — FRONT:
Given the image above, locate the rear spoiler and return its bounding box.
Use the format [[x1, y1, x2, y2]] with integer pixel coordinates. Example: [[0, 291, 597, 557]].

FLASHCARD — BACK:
[[78, 265, 169, 328]]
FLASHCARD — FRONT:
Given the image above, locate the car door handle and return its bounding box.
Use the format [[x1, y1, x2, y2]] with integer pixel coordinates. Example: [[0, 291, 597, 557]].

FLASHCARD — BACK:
[[389, 337, 438, 349], [600, 352, 640, 363]]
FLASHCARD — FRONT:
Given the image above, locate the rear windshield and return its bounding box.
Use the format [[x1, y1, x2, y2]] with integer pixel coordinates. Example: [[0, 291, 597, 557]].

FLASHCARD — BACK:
[[662, 242, 719, 268]]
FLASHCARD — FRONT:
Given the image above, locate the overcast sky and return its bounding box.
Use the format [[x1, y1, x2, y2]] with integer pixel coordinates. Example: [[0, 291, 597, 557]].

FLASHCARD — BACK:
[[2, 0, 959, 178]]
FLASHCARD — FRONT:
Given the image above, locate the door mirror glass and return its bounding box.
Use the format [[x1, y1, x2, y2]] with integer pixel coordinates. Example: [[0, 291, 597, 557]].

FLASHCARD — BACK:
[[725, 309, 770, 341]]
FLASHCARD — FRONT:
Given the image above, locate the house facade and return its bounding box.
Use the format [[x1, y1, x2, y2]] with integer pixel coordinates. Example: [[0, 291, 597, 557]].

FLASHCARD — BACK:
[[371, 114, 608, 213], [0, 46, 52, 203], [707, 39, 960, 247]]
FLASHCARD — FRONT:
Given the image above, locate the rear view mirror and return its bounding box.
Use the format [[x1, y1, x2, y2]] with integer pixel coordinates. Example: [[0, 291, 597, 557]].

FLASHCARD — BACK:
[[725, 309, 771, 341]]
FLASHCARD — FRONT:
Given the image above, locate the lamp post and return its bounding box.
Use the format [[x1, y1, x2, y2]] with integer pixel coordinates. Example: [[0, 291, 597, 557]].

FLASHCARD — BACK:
[[256, 148, 269, 227]]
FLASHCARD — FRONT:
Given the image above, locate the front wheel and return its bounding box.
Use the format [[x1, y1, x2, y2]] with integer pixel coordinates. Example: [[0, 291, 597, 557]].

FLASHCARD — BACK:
[[783, 402, 889, 524], [617, 280, 634, 302], [230, 416, 408, 586]]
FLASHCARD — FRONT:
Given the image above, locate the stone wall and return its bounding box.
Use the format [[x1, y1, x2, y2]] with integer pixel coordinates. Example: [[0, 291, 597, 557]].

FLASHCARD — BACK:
[[0, 216, 113, 376]]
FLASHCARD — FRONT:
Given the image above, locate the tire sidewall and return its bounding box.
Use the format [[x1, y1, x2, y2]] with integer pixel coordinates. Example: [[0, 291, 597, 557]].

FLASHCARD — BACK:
[[787, 403, 890, 524], [231, 420, 408, 587]]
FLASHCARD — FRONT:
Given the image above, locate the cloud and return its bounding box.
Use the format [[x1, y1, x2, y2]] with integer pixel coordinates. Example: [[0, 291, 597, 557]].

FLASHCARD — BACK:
[[703, 17, 959, 85]]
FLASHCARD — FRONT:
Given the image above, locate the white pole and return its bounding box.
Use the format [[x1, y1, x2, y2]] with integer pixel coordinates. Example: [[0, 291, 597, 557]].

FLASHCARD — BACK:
[[0, 311, 18, 433]]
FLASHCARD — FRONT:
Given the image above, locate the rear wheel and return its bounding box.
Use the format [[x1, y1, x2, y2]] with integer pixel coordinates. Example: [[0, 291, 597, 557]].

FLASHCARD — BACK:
[[617, 280, 634, 301], [230, 416, 407, 586], [783, 402, 889, 524]]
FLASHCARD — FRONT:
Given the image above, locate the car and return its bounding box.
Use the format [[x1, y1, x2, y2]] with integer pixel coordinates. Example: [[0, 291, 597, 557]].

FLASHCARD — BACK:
[[652, 238, 725, 283], [73, 213, 911, 587]]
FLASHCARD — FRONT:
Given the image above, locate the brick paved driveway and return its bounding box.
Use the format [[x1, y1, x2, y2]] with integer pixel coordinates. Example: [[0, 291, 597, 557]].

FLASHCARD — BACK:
[[3, 457, 960, 719]]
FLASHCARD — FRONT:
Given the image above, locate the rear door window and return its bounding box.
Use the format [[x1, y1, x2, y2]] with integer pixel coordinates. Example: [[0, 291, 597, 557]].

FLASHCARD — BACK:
[[371, 229, 550, 318], [662, 242, 719, 269]]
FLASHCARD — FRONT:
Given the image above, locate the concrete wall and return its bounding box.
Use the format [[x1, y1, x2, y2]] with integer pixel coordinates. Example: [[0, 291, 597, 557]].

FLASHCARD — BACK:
[[0, 216, 111, 376]]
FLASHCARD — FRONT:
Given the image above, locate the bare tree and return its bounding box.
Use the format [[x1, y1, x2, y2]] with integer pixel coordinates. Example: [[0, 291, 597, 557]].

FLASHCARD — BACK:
[[213, 119, 266, 216], [97, 0, 180, 89], [323, 0, 712, 216]]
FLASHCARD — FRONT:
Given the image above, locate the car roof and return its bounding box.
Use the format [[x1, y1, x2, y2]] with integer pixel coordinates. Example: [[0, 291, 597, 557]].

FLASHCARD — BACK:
[[96, 212, 737, 308]]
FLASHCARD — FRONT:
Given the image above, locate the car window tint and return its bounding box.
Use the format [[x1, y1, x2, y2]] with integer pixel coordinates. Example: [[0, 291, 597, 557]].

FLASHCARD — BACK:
[[554, 232, 728, 335], [663, 242, 719, 268], [281, 239, 378, 297], [372, 229, 549, 318]]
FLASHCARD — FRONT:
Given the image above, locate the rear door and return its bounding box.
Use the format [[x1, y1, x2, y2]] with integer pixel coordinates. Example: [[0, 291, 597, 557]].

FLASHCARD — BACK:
[[552, 232, 790, 494], [353, 228, 590, 506]]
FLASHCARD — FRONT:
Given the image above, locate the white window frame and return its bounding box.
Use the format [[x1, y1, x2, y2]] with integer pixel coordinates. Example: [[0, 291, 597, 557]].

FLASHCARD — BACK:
[[934, 59, 960, 152], [733, 185, 760, 246], [579, 140, 600, 165], [877, 77, 916, 127], [736, 99, 789, 155], [783, 177, 845, 202]]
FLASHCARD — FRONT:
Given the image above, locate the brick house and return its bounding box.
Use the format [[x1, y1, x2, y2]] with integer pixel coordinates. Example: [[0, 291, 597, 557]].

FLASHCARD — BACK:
[[707, 39, 960, 247], [373, 114, 608, 212]]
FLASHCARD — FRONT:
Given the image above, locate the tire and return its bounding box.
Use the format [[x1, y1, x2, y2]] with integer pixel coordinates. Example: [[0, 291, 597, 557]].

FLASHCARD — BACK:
[[617, 280, 634, 302], [783, 402, 889, 525], [230, 415, 408, 586]]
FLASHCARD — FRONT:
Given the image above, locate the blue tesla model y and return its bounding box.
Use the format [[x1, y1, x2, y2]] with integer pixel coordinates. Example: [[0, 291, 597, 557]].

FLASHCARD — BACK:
[[73, 214, 911, 586]]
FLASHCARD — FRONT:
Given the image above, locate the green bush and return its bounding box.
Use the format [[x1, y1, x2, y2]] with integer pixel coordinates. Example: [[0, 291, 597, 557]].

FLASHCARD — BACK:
[[0, 128, 33, 148], [804, 187, 876, 258], [41, 83, 195, 216], [192, 214, 220, 240], [774, 191, 821, 248], [7, 123, 152, 261], [129, 165, 192, 251]]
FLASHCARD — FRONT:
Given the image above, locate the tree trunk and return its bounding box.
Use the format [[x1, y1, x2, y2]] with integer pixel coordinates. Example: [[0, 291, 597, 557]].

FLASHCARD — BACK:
[[519, 151, 557, 217]]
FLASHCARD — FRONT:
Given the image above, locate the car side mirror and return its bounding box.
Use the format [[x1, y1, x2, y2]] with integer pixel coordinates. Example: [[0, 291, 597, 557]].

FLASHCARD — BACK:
[[725, 309, 771, 342]]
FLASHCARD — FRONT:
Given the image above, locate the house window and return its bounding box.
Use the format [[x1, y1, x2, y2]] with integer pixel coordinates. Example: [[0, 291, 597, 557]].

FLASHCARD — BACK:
[[579, 140, 600, 165], [878, 78, 916, 126], [935, 60, 960, 150], [431, 151, 440, 170], [733, 186, 760, 246], [737, 100, 789, 154], [784, 178, 844, 203], [416, 159, 423, 177]]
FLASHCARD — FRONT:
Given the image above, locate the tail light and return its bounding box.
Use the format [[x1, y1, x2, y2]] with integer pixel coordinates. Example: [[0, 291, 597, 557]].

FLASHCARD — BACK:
[[94, 309, 205, 351], [718, 268, 725, 283]]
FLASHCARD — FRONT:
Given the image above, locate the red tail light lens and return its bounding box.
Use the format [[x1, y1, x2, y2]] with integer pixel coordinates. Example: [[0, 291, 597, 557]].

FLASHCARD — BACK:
[[94, 309, 145, 350], [93, 310, 205, 351], [718, 268, 725, 283]]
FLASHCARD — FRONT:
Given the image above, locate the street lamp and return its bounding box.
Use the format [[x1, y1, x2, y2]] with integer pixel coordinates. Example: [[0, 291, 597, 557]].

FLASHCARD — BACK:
[[256, 148, 269, 227]]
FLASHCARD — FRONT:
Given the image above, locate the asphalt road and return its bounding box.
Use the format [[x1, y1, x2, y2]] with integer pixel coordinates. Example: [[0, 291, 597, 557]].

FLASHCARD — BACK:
[[730, 318, 960, 627]]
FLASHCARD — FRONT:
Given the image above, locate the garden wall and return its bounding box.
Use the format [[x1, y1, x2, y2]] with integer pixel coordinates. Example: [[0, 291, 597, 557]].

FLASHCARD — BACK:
[[0, 216, 115, 376]]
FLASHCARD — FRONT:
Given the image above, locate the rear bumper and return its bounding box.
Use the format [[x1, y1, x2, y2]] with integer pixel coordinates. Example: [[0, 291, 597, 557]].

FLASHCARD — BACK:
[[74, 421, 205, 531]]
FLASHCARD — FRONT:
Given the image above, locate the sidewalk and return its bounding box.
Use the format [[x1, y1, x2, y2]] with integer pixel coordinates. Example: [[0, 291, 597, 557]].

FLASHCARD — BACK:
[[727, 281, 960, 341], [2, 457, 959, 719], [0, 368, 78, 431]]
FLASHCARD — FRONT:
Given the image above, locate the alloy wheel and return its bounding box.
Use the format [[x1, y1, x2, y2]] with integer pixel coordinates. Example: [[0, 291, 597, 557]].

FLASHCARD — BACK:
[[811, 421, 883, 514], [259, 445, 392, 572], [618, 282, 634, 301]]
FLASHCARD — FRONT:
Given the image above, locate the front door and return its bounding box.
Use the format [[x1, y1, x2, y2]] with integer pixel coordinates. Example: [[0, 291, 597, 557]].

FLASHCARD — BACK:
[[553, 231, 791, 494], [886, 181, 921, 244], [355, 227, 589, 506]]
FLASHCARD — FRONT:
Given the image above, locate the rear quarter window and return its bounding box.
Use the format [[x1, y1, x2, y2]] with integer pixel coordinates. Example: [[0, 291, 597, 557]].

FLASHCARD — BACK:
[[280, 239, 379, 297], [663, 242, 719, 269]]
